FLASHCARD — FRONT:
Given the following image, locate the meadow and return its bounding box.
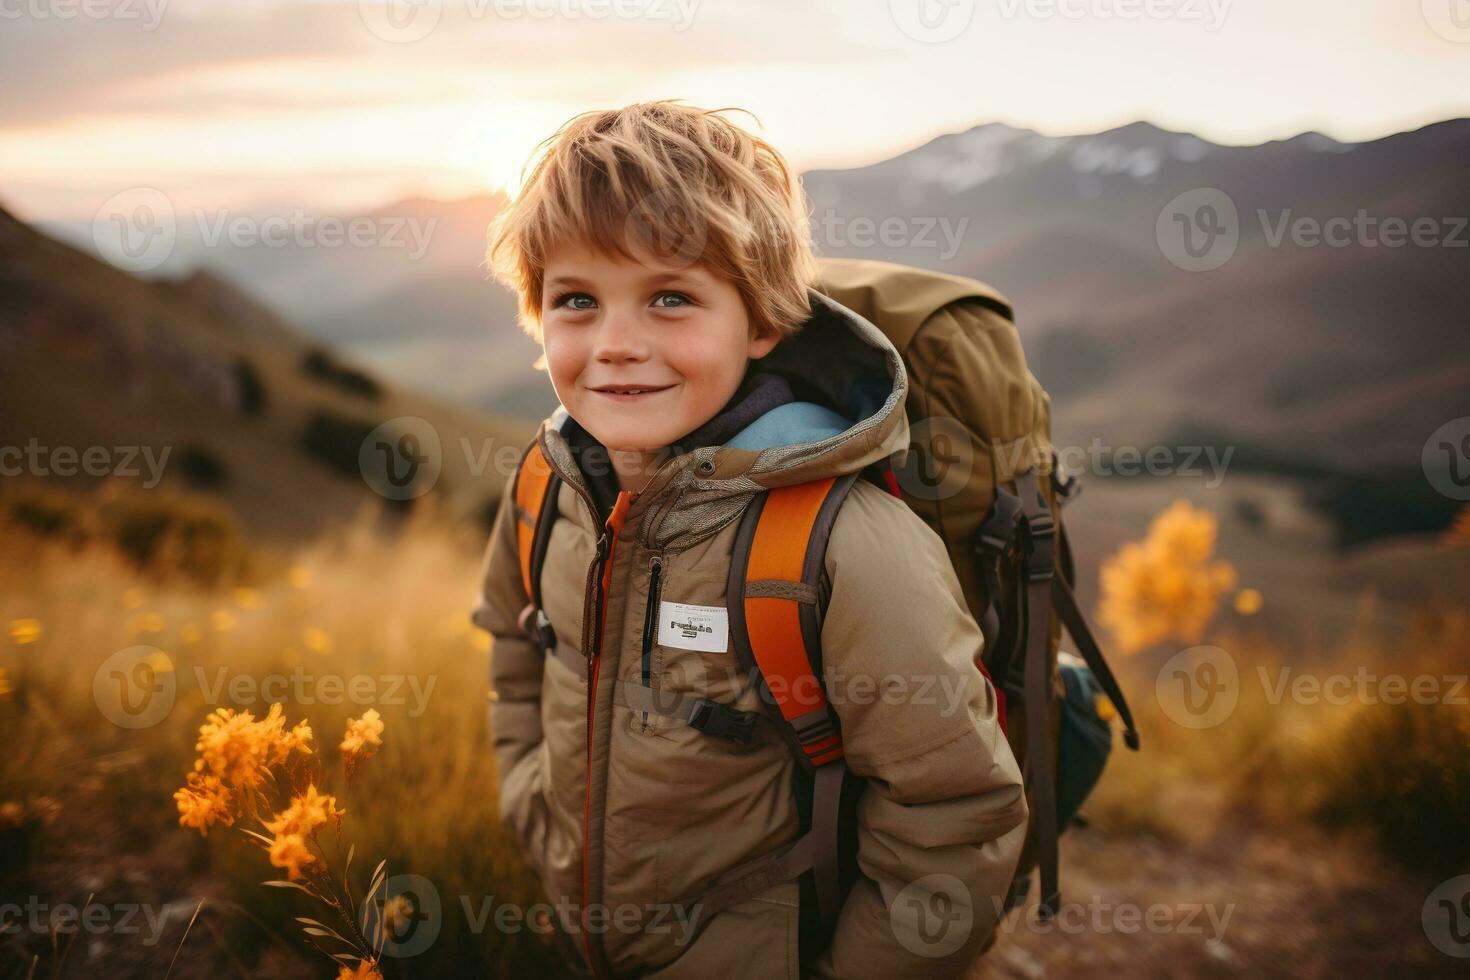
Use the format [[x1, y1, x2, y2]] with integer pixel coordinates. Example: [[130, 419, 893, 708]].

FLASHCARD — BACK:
[[1, 485, 1466, 978]]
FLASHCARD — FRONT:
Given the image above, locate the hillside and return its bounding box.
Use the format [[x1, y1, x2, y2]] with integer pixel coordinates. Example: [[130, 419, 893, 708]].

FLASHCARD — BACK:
[[0, 203, 532, 540]]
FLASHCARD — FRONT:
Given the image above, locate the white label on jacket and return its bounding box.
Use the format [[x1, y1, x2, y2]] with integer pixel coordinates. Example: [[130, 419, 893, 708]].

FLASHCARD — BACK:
[[657, 601, 728, 653]]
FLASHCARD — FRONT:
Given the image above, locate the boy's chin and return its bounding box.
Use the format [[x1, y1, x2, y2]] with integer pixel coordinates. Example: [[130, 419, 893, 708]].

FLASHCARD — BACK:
[[584, 425, 671, 456]]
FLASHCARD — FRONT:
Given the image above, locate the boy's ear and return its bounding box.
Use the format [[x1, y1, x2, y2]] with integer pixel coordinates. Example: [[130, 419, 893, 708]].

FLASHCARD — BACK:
[[747, 329, 781, 360]]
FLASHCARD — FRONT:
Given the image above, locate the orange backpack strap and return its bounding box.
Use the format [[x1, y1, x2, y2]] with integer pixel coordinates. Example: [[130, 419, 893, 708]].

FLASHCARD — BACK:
[[722, 473, 862, 951], [511, 440, 564, 658], [727, 473, 858, 769]]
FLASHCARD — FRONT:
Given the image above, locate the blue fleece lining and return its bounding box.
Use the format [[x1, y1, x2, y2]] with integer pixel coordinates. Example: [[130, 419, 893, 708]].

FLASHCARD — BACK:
[[725, 401, 853, 451]]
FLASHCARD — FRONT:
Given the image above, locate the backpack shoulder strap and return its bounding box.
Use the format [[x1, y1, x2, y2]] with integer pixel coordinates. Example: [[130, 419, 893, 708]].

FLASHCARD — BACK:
[[722, 472, 860, 945], [727, 473, 858, 769], [511, 439, 564, 658]]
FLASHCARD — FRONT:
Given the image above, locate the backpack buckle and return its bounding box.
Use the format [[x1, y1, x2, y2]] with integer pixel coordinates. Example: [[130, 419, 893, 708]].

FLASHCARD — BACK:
[[519, 603, 558, 654], [1021, 501, 1056, 584], [688, 699, 756, 745], [975, 488, 1024, 556]]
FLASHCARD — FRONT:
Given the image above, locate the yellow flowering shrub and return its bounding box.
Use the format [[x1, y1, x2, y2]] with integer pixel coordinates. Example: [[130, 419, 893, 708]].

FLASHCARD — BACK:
[[1098, 500, 1238, 655]]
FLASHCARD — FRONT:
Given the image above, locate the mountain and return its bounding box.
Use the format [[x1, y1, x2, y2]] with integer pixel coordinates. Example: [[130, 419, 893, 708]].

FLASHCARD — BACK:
[[803, 117, 1470, 467], [0, 202, 531, 539], [34, 117, 1470, 473]]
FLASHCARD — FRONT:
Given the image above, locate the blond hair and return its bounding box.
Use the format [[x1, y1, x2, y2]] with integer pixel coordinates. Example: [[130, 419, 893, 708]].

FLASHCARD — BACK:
[[487, 100, 816, 342]]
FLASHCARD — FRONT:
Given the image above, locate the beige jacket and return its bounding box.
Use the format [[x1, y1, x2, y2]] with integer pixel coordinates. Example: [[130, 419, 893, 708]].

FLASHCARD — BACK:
[[474, 290, 1027, 979]]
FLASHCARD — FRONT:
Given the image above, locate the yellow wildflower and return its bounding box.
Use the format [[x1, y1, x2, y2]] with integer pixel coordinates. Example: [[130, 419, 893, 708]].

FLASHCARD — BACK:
[[192, 703, 312, 798], [341, 709, 384, 771], [263, 784, 344, 839], [9, 619, 41, 645], [268, 832, 319, 880], [193, 707, 271, 794], [337, 960, 383, 980], [174, 771, 235, 835]]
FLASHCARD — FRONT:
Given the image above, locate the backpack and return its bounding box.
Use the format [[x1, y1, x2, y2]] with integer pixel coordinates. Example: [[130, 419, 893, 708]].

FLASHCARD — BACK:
[[510, 257, 1139, 963]]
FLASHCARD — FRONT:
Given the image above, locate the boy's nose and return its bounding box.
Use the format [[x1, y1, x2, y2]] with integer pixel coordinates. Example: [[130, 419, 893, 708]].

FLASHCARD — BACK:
[[592, 310, 650, 362]]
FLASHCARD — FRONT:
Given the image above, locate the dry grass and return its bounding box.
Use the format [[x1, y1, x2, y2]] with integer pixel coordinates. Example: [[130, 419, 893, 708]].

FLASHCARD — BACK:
[[0, 504, 560, 978], [2, 493, 1466, 977], [1086, 603, 1470, 874]]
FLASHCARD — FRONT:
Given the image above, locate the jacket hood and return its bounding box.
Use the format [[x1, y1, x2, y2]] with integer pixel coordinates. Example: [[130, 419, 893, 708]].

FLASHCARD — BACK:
[[537, 288, 910, 550]]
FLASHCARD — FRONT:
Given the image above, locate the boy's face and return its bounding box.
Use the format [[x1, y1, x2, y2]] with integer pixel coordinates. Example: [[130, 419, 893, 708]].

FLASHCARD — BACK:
[[539, 241, 780, 463]]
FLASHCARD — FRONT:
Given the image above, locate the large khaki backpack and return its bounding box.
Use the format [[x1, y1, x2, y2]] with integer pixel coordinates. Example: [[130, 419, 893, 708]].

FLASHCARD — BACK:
[[812, 257, 1140, 917]]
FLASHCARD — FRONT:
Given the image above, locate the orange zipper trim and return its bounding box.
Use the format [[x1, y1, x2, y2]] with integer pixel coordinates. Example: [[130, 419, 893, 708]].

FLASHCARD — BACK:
[[581, 489, 632, 977]]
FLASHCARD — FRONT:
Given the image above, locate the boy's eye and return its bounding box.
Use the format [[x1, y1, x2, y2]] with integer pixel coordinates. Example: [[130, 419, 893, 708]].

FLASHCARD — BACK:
[[651, 292, 691, 309], [553, 292, 596, 311]]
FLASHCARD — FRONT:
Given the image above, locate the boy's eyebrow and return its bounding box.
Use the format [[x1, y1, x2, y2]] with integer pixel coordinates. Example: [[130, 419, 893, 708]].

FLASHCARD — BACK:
[[544, 275, 588, 292], [544, 271, 711, 292]]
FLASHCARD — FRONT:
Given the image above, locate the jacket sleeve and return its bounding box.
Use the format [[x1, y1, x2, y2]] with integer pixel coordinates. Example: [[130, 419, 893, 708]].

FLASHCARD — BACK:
[[472, 468, 554, 880], [807, 482, 1029, 980]]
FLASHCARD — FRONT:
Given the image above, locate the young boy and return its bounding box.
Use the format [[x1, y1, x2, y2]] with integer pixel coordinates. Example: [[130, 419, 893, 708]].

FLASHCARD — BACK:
[[475, 101, 1027, 979]]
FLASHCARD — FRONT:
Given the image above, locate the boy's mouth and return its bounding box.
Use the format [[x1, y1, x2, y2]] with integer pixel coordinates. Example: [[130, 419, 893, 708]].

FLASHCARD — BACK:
[[588, 383, 676, 402]]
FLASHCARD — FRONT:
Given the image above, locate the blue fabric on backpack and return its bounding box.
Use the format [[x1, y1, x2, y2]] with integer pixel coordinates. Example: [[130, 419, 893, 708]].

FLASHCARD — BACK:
[[725, 402, 853, 451]]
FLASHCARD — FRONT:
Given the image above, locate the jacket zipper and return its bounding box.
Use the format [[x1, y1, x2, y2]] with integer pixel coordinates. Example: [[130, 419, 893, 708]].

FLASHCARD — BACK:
[[533, 431, 681, 978], [530, 433, 618, 979], [581, 492, 629, 979], [639, 557, 664, 730]]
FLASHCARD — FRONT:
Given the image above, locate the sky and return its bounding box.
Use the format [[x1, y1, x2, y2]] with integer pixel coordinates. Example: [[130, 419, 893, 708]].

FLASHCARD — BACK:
[[2, 0, 1468, 221]]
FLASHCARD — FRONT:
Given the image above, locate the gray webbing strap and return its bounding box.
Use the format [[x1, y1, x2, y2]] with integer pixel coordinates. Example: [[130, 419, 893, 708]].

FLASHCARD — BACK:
[[809, 760, 848, 929], [681, 834, 817, 929], [672, 759, 850, 937], [1017, 471, 1061, 919], [1051, 575, 1140, 751], [613, 681, 758, 744]]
